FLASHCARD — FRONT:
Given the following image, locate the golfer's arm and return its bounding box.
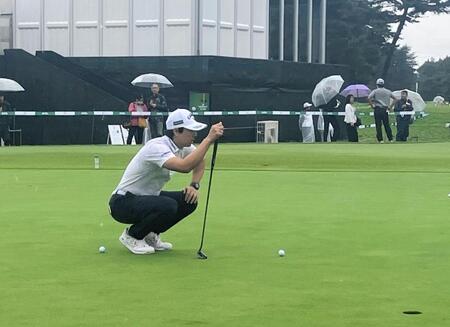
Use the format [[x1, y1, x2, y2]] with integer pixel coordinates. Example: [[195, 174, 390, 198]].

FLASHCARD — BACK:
[[163, 139, 212, 173], [191, 160, 205, 183]]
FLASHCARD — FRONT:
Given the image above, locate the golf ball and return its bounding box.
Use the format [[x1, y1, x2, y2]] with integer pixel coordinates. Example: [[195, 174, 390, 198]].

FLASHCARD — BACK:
[[99, 246, 106, 253], [278, 249, 285, 257]]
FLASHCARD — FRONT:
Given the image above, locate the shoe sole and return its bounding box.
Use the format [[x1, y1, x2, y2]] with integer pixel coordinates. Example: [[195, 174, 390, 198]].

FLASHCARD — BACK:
[[143, 238, 172, 251], [119, 237, 155, 255], [154, 247, 172, 251]]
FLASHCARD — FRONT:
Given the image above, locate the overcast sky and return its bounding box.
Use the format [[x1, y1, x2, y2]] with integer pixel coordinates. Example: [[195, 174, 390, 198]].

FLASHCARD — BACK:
[[400, 13, 450, 67]]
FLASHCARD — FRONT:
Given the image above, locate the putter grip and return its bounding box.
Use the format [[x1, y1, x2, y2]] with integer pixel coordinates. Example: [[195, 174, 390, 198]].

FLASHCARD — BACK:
[[211, 140, 219, 167]]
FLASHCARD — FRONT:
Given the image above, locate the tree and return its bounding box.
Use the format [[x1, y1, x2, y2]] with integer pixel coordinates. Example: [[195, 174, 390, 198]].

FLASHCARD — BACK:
[[383, 46, 417, 91], [418, 57, 450, 100], [369, 0, 450, 78], [326, 0, 392, 84]]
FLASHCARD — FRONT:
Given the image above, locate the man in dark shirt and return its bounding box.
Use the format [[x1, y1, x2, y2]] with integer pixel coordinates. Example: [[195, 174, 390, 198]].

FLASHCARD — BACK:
[[394, 90, 414, 142], [148, 83, 168, 139], [0, 96, 12, 146], [320, 96, 341, 142]]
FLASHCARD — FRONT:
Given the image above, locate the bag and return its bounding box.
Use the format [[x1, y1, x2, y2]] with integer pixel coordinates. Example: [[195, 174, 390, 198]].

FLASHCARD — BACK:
[[355, 117, 362, 127], [138, 117, 148, 128]]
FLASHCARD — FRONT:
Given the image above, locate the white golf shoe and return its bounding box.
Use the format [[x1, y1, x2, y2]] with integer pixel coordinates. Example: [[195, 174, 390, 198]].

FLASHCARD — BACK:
[[144, 232, 173, 251], [119, 228, 155, 255]]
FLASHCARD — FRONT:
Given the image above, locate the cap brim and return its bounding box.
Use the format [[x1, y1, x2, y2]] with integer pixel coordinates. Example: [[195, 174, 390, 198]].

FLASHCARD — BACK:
[[185, 122, 208, 131]]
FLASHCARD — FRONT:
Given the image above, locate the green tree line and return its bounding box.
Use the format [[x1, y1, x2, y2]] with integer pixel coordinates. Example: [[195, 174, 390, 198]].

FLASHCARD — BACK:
[[326, 0, 449, 96]]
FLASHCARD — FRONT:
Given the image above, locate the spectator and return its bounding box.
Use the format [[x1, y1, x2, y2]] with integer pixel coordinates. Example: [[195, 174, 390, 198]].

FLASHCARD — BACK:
[[316, 109, 325, 142], [0, 96, 12, 146], [368, 78, 397, 143], [344, 95, 359, 142], [321, 96, 341, 142], [394, 90, 414, 142], [127, 95, 148, 145], [299, 102, 315, 143], [148, 83, 168, 138]]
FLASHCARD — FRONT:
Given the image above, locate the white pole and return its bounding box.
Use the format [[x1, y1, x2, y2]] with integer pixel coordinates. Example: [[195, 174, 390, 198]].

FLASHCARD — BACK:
[[414, 71, 419, 92], [307, 0, 313, 63], [195, 0, 201, 55], [279, 0, 284, 61], [293, 0, 299, 62], [319, 0, 327, 64]]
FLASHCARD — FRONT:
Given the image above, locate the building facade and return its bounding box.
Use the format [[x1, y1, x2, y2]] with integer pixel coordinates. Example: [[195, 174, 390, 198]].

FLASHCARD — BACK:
[[13, 0, 268, 59], [11, 0, 326, 62]]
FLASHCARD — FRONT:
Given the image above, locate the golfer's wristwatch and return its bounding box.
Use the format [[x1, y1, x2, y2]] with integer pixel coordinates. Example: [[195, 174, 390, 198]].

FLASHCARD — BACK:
[[190, 182, 200, 190]]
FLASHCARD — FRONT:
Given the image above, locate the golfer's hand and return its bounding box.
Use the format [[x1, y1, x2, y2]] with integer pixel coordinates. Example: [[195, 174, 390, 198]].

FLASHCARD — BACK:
[[184, 186, 199, 204], [206, 122, 224, 143]]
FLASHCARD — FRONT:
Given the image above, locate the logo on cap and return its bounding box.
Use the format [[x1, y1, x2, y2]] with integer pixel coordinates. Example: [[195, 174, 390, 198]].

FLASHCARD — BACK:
[[173, 120, 184, 126]]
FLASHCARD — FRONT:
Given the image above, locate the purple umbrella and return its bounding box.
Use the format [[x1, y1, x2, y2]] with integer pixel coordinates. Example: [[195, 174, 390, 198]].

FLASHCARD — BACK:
[[341, 84, 371, 98]]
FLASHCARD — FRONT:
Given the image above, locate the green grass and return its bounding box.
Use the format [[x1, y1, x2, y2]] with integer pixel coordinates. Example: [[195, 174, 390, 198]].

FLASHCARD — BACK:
[[1, 143, 450, 326]]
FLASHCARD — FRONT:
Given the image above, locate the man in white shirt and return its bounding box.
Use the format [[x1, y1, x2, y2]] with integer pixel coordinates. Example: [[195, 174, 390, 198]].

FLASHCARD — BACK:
[[109, 109, 224, 255]]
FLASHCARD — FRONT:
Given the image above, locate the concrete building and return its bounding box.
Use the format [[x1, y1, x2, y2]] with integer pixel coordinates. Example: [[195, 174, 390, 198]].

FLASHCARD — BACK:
[[7, 0, 326, 62], [0, 0, 13, 53]]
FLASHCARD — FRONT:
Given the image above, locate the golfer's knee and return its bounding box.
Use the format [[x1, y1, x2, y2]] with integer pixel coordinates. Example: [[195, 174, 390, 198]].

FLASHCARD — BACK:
[[161, 198, 178, 216], [186, 202, 198, 215]]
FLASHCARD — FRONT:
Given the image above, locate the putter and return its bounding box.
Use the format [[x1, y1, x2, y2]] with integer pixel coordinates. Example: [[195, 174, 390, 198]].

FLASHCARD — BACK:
[[197, 140, 219, 260], [223, 126, 256, 130]]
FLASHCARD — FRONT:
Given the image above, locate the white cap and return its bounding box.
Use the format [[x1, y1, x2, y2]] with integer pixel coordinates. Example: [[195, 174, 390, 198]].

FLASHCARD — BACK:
[[376, 78, 385, 86], [166, 109, 207, 131], [303, 102, 313, 109]]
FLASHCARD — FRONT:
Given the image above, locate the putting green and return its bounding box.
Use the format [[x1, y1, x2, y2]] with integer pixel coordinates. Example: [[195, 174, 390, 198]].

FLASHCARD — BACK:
[[1, 143, 449, 326]]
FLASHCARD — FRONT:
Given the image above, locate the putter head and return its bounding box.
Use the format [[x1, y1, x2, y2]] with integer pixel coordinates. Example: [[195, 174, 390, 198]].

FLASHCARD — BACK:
[[197, 250, 208, 260]]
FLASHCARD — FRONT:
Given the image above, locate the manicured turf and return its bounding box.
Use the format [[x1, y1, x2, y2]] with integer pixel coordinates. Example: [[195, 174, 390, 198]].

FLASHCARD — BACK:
[[1, 143, 449, 326]]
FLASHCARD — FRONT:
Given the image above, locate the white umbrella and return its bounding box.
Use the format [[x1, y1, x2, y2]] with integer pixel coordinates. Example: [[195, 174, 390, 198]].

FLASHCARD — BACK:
[[0, 78, 25, 92], [131, 73, 173, 88], [433, 96, 445, 104], [312, 75, 344, 107], [392, 89, 426, 111]]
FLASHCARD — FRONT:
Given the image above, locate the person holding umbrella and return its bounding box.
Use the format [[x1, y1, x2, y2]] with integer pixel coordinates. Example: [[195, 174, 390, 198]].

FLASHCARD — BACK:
[[321, 95, 341, 142], [131, 73, 173, 140], [394, 90, 414, 142], [148, 83, 168, 138], [312, 75, 345, 142], [0, 78, 24, 146], [344, 95, 359, 142], [368, 78, 397, 143], [0, 96, 12, 146]]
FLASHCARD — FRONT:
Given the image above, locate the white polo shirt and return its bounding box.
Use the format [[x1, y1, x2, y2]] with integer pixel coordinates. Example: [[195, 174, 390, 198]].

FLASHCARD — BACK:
[[113, 136, 195, 196]]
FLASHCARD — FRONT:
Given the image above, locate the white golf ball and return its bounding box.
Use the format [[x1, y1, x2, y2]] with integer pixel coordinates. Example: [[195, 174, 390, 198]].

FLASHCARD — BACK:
[[99, 246, 106, 253], [278, 249, 285, 257]]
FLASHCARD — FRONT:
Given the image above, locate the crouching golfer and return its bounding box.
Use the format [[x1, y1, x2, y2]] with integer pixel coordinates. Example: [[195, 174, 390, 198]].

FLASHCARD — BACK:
[[109, 109, 224, 254]]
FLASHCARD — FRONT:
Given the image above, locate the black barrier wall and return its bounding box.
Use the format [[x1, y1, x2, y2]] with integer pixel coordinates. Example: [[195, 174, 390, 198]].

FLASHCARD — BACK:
[[0, 50, 352, 144], [2, 50, 128, 111]]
